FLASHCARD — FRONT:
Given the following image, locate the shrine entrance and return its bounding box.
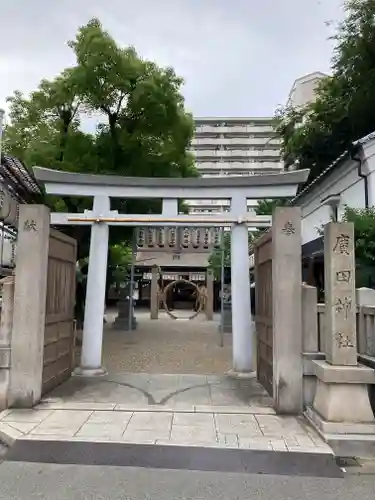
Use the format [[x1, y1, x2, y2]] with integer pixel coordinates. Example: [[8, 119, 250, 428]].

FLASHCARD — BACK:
[[33, 167, 308, 385], [135, 226, 215, 321]]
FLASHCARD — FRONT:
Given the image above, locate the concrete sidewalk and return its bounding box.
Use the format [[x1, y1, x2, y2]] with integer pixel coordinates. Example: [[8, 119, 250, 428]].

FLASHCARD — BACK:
[[0, 404, 332, 454]]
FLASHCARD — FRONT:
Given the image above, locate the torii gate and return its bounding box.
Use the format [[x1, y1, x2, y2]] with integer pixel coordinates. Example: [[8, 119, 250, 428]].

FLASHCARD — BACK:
[[33, 167, 309, 377]]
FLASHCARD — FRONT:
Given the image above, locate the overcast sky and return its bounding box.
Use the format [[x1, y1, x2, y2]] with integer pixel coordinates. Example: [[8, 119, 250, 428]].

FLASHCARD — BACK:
[[1, 0, 343, 120]]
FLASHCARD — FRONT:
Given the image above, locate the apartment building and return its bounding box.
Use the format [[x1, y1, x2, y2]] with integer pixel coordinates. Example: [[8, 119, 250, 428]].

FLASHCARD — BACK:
[[188, 117, 283, 214], [287, 72, 327, 108]]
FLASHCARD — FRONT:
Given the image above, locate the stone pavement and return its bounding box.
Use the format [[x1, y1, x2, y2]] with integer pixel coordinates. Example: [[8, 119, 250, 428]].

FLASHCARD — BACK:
[[0, 405, 332, 454], [0, 372, 333, 455], [0, 312, 332, 457], [44, 373, 273, 408]]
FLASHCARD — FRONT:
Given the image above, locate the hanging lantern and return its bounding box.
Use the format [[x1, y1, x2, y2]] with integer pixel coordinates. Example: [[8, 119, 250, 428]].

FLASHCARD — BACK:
[[203, 228, 210, 247], [182, 227, 190, 247], [168, 227, 177, 247], [157, 228, 165, 247], [213, 227, 221, 248], [146, 228, 154, 246], [137, 228, 145, 247]]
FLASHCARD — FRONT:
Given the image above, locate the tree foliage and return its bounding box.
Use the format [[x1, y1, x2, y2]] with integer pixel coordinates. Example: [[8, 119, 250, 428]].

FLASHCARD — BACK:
[[3, 18, 198, 261], [207, 198, 288, 278], [253, 199, 288, 216], [343, 206, 375, 286], [276, 0, 375, 182], [208, 231, 255, 279], [207, 232, 231, 280]]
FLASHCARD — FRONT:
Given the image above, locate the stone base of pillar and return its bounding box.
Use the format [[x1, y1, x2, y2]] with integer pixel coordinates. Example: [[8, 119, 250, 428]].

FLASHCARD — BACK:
[[306, 403, 375, 459], [305, 360, 375, 457], [74, 366, 107, 377], [226, 369, 256, 380], [312, 360, 375, 423], [112, 299, 137, 331]]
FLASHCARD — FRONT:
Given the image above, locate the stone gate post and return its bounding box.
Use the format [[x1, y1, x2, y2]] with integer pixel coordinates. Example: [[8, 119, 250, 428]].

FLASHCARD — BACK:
[[272, 207, 303, 414], [8, 205, 50, 407]]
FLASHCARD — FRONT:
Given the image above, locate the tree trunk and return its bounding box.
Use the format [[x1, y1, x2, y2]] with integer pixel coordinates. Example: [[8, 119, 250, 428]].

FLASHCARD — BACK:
[[108, 113, 119, 169]]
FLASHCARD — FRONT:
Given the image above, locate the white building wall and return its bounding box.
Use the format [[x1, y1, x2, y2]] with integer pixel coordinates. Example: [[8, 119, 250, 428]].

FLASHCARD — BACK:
[[301, 205, 331, 244], [287, 72, 327, 108], [297, 137, 375, 245]]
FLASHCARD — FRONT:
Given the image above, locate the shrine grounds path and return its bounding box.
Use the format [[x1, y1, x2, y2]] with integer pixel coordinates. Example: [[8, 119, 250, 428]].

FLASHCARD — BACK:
[[101, 310, 233, 375]]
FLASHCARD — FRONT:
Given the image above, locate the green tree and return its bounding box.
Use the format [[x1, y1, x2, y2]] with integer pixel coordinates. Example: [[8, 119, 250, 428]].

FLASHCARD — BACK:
[[207, 199, 288, 278], [343, 206, 375, 287], [254, 199, 287, 216], [106, 242, 133, 296], [208, 232, 255, 279], [276, 0, 375, 182], [208, 232, 231, 280], [3, 17, 198, 261]]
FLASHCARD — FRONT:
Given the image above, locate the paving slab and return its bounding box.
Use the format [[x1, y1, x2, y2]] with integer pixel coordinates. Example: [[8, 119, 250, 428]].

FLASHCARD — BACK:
[[0, 407, 334, 456], [172, 412, 215, 428], [87, 411, 133, 424]]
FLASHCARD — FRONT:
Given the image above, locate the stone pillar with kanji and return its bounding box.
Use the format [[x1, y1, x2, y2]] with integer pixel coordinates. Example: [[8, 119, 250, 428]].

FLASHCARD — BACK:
[[308, 222, 375, 441], [325, 223, 357, 366]]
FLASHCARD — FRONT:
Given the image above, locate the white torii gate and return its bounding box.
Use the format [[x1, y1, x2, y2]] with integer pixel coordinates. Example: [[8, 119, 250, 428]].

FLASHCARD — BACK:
[[34, 167, 309, 377]]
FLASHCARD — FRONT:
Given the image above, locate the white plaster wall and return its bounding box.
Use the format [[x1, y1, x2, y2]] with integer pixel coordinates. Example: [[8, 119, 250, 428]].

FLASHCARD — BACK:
[[297, 144, 375, 244], [301, 205, 330, 244]]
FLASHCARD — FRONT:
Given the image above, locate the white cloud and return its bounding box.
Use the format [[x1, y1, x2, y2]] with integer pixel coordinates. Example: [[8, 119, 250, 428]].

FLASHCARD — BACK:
[[0, 0, 344, 117]]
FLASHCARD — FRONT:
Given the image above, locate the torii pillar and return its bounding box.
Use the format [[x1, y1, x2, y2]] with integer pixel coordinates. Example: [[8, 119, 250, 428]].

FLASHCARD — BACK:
[[78, 196, 110, 375], [229, 195, 253, 375]]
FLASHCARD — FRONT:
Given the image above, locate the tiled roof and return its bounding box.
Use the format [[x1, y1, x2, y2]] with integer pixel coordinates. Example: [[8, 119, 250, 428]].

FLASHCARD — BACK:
[[0, 154, 43, 203], [291, 131, 375, 204]]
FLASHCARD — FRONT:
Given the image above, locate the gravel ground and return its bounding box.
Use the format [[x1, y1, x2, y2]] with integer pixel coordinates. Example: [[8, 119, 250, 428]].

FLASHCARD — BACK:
[[101, 311, 232, 374]]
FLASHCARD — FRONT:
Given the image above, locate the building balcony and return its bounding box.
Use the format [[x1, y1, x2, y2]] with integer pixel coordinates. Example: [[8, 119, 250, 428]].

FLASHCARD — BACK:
[[191, 137, 281, 147], [196, 161, 284, 171], [195, 125, 275, 134], [192, 149, 280, 158]]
